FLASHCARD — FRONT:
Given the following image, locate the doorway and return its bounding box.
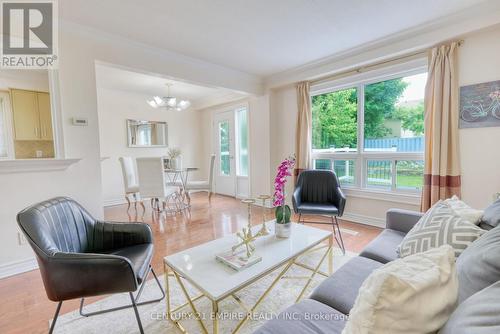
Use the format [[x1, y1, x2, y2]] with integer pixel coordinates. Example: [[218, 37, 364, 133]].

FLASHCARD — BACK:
[[214, 110, 236, 196]]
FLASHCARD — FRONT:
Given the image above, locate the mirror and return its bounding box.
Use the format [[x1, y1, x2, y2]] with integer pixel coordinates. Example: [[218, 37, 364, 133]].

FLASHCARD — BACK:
[[127, 119, 168, 147]]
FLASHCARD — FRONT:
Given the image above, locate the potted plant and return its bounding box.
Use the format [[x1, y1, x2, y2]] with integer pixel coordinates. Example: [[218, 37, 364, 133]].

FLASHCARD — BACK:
[[167, 148, 182, 169], [273, 155, 296, 238]]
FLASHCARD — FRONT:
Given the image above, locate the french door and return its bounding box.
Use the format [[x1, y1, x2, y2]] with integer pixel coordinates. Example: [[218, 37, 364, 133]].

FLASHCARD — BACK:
[[214, 111, 236, 196]]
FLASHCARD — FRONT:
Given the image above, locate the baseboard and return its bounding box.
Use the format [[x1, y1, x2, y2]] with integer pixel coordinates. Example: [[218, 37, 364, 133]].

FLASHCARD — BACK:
[[0, 257, 38, 279], [103, 197, 127, 207], [342, 212, 386, 228]]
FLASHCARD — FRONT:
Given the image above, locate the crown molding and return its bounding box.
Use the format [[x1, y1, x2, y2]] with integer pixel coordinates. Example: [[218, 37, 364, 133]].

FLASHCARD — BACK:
[[59, 20, 264, 95], [264, 0, 500, 89]]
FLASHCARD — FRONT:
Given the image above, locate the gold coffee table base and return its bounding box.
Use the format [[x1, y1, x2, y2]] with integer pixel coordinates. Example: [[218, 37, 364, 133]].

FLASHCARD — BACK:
[[163, 235, 333, 334]]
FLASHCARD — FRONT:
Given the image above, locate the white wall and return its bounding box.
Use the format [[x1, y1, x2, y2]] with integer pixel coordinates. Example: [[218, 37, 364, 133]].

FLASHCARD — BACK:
[[458, 26, 500, 209], [0, 70, 49, 92], [0, 22, 262, 277], [96, 87, 204, 206]]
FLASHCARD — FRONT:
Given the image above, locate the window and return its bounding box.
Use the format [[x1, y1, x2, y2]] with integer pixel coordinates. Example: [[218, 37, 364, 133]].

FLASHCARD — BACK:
[[312, 87, 358, 151], [218, 120, 230, 176], [236, 107, 249, 176], [312, 70, 426, 192]]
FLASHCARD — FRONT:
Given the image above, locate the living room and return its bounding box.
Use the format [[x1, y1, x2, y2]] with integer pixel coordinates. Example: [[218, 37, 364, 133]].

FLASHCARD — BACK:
[[1, 1, 500, 333]]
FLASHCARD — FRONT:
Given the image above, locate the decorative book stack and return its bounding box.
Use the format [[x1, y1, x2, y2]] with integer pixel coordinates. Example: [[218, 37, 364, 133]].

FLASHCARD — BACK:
[[215, 249, 262, 271]]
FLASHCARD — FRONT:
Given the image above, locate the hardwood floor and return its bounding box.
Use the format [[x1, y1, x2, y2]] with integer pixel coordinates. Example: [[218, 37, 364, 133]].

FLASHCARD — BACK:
[[0, 193, 381, 334]]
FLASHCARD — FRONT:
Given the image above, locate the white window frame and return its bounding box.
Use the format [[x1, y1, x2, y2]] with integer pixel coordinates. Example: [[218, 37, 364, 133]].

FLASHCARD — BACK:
[[310, 58, 427, 199], [235, 106, 249, 177], [0, 92, 15, 159]]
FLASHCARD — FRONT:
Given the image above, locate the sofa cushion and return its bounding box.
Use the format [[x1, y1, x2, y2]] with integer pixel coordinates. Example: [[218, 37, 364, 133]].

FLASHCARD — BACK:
[[456, 225, 500, 303], [439, 280, 500, 334], [296, 202, 339, 215], [359, 229, 405, 264], [309, 256, 383, 314], [398, 200, 485, 258], [254, 299, 347, 334], [343, 246, 458, 334], [481, 198, 500, 229]]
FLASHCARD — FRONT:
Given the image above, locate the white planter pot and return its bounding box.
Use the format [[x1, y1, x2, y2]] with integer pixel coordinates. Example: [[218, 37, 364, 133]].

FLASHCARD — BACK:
[[170, 157, 182, 170], [275, 221, 292, 238]]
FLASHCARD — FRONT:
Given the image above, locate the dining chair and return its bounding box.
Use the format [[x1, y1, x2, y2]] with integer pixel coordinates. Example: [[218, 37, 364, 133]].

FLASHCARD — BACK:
[[136, 157, 181, 213], [119, 157, 143, 211], [185, 154, 216, 203], [292, 169, 347, 254]]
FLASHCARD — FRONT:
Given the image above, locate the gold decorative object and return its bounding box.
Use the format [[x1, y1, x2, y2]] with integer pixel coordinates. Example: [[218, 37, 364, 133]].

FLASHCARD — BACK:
[[257, 195, 271, 236], [232, 197, 276, 259], [232, 199, 257, 258]]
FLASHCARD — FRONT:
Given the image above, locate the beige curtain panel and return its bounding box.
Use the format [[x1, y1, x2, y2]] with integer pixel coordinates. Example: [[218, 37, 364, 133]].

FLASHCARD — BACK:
[[421, 41, 461, 212], [295, 81, 312, 181]]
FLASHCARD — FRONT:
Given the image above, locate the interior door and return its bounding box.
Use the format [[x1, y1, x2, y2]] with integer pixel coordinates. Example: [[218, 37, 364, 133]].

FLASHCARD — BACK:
[[214, 110, 236, 196]]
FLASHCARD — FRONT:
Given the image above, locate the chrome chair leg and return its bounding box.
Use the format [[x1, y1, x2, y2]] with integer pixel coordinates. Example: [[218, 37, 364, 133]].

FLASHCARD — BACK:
[[130, 292, 144, 334], [49, 301, 62, 334], [332, 216, 346, 255], [79, 266, 165, 317]]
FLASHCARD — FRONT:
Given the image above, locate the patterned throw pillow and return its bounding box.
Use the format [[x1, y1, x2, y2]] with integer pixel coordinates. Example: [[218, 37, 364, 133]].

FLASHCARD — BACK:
[[398, 201, 486, 258]]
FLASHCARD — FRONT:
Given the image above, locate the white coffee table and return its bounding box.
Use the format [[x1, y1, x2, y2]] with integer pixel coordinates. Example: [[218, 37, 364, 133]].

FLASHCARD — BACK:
[[163, 222, 334, 334]]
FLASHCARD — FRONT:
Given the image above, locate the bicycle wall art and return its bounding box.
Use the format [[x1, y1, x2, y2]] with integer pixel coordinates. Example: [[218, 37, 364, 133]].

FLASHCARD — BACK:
[[460, 79, 500, 128]]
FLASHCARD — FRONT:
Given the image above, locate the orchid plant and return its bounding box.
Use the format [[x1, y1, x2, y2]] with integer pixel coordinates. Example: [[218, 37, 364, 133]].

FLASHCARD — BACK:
[[273, 155, 296, 224]]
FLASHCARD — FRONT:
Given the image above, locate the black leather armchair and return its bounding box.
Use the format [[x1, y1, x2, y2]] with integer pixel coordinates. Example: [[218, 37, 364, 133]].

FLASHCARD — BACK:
[[17, 197, 165, 334], [292, 170, 347, 254]]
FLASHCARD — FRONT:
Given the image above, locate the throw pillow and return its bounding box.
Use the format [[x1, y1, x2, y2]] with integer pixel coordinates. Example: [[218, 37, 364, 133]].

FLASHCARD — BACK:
[[456, 225, 500, 303], [481, 198, 500, 228], [398, 200, 485, 258], [439, 280, 500, 334], [444, 195, 483, 225], [342, 245, 458, 334]]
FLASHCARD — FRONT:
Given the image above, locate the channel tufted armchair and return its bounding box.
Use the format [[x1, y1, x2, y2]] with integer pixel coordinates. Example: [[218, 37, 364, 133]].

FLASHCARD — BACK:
[[292, 170, 347, 254], [16, 197, 165, 334]]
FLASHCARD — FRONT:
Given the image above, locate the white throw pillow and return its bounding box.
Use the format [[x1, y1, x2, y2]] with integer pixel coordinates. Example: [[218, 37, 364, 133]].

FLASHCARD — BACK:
[[444, 195, 483, 225], [342, 245, 458, 334], [398, 200, 485, 258]]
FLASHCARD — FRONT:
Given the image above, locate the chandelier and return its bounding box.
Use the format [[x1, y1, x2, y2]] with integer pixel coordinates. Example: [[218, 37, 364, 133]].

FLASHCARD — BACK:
[[147, 83, 191, 111]]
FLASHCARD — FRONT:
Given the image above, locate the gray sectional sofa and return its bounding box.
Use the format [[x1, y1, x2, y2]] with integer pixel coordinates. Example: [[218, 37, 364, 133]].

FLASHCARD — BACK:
[[255, 207, 500, 334]]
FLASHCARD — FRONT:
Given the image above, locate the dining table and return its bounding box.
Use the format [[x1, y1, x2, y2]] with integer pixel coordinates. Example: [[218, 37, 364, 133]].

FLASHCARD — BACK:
[[164, 167, 198, 212]]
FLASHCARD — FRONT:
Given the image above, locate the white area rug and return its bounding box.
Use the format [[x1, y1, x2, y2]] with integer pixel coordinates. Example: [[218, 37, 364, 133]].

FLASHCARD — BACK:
[[55, 248, 356, 334]]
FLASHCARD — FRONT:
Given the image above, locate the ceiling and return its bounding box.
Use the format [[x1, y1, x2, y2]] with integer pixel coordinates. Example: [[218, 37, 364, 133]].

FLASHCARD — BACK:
[[60, 0, 488, 77], [95, 64, 248, 110]]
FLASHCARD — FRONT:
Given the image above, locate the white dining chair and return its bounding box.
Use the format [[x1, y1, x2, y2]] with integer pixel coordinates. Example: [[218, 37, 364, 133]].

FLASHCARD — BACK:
[[136, 157, 181, 213], [118, 157, 142, 211], [185, 154, 216, 203]]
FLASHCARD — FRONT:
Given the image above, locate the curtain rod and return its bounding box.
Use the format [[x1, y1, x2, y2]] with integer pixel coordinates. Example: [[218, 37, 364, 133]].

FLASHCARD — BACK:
[[310, 39, 464, 86]]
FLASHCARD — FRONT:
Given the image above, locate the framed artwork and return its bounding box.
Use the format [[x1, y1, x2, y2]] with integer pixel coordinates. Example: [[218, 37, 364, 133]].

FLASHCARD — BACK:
[[459, 79, 500, 128]]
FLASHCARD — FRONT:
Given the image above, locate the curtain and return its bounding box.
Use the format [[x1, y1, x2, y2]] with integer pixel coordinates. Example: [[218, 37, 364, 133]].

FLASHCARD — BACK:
[[295, 81, 312, 182], [421, 41, 461, 211]]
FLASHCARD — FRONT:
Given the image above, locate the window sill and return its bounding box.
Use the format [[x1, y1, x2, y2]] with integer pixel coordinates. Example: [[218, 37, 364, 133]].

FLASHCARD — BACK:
[[0, 158, 81, 174], [343, 187, 421, 206]]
